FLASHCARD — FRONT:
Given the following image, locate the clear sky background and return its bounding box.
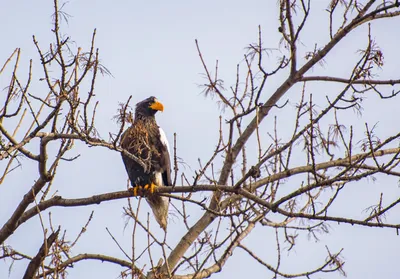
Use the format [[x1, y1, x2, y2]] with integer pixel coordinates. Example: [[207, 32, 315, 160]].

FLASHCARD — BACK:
[[1, 1, 400, 278]]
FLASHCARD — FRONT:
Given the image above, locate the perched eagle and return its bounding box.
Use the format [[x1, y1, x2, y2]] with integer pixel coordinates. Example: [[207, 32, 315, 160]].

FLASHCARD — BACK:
[[121, 96, 171, 230]]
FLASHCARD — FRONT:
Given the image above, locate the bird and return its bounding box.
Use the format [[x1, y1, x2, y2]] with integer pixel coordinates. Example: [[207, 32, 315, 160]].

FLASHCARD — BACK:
[[120, 96, 172, 230]]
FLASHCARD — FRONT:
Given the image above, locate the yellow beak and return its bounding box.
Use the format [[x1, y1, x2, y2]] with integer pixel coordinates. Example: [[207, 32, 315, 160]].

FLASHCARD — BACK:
[[149, 101, 164, 112]]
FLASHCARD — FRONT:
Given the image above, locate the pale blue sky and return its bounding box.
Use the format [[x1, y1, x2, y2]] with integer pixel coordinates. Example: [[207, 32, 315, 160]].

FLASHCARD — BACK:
[[1, 1, 400, 278]]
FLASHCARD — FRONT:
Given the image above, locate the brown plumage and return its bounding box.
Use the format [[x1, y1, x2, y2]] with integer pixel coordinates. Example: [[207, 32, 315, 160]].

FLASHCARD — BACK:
[[121, 96, 171, 230]]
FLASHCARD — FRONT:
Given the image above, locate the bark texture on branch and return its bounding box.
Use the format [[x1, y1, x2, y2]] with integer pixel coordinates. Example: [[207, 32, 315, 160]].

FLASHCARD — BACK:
[[23, 228, 60, 279]]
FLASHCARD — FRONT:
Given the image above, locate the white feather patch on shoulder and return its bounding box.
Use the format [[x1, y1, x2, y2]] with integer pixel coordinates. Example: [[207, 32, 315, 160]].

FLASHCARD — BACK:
[[159, 127, 170, 154], [154, 171, 164, 186]]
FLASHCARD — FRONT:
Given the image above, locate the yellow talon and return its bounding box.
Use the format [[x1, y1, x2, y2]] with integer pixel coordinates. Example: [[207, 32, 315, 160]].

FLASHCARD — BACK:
[[149, 183, 156, 194], [129, 186, 140, 196], [143, 183, 156, 194]]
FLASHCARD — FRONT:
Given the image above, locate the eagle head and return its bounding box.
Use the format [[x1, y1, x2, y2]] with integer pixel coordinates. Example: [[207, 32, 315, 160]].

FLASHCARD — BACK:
[[135, 96, 164, 117]]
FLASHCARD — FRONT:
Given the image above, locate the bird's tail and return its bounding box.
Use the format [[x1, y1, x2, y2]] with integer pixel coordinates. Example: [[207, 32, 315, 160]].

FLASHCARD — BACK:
[[146, 195, 169, 231]]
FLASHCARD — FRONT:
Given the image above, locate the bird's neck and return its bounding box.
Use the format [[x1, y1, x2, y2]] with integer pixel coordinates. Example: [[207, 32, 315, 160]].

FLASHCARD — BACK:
[[134, 113, 156, 123]]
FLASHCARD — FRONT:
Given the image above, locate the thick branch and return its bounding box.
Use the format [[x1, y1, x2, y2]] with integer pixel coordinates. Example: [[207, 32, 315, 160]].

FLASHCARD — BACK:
[[23, 228, 60, 279], [173, 217, 258, 279], [37, 253, 141, 278], [0, 176, 47, 245], [8, 146, 399, 245], [300, 76, 400, 85], [275, 207, 400, 229]]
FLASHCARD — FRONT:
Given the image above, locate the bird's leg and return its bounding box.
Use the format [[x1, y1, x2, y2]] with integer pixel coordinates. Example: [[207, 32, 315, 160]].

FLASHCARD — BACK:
[[144, 183, 157, 194], [129, 183, 156, 196], [129, 185, 143, 196]]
